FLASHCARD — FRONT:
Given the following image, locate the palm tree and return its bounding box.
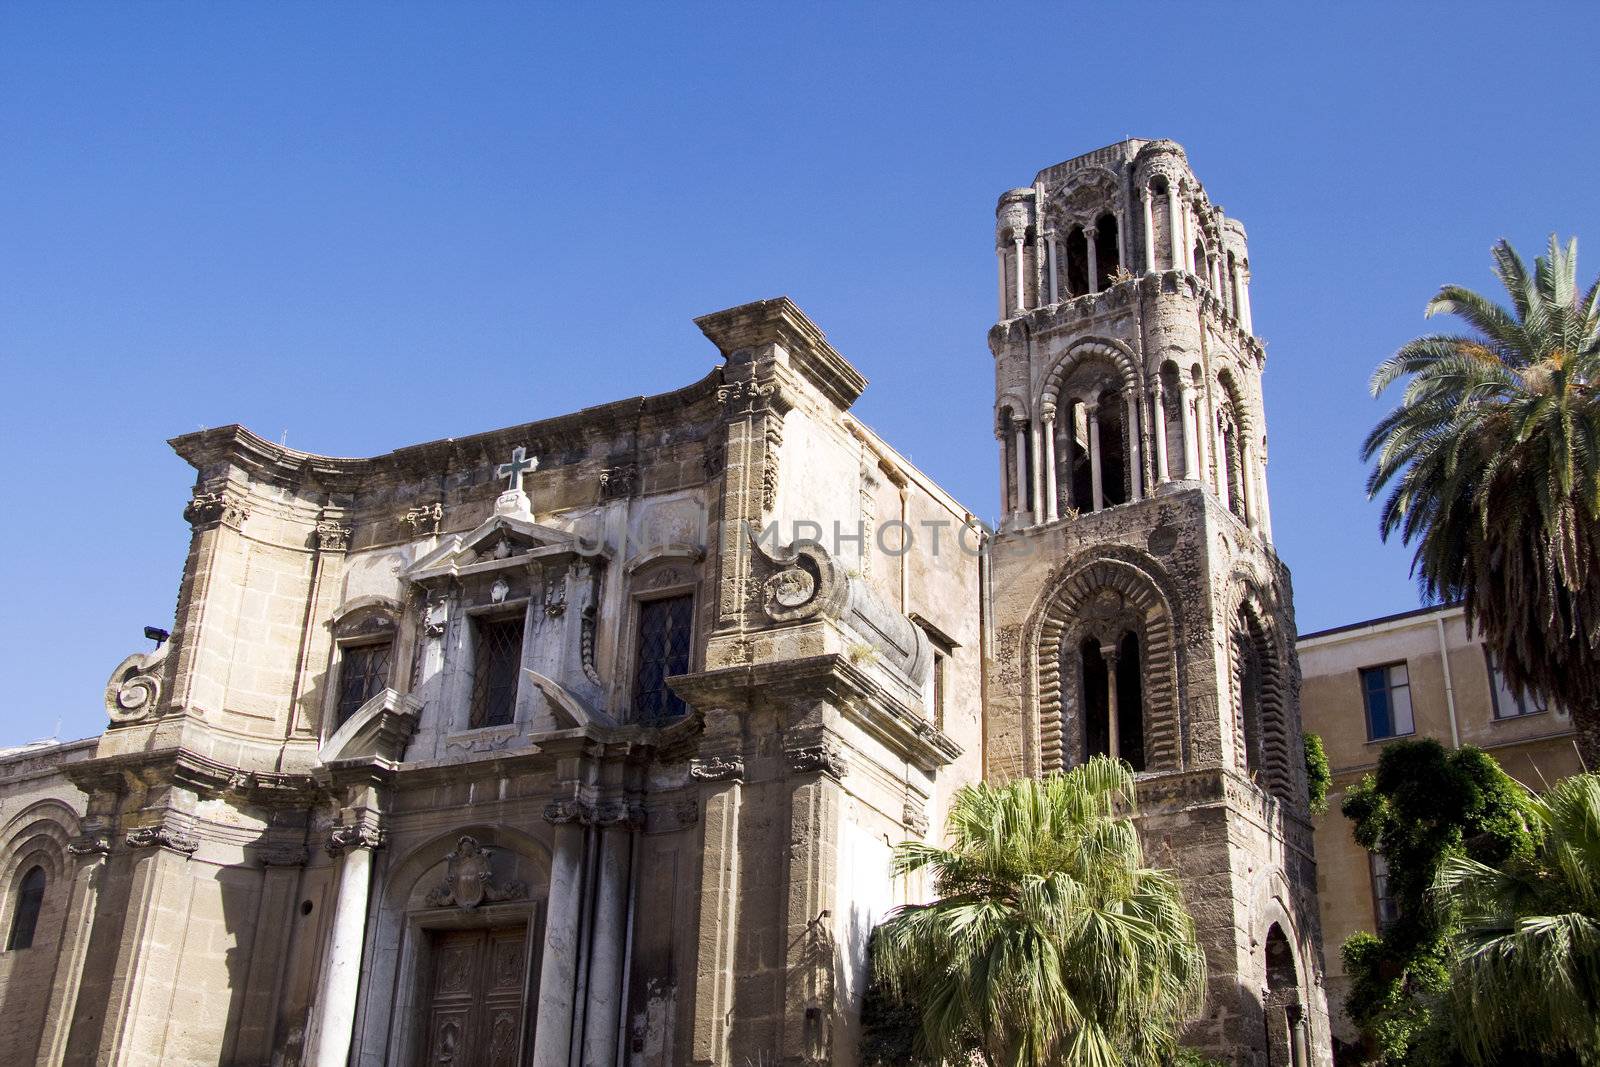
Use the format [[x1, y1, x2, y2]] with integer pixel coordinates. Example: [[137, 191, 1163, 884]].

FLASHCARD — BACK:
[[1434, 772, 1600, 1063], [1362, 235, 1600, 765], [870, 757, 1206, 1067]]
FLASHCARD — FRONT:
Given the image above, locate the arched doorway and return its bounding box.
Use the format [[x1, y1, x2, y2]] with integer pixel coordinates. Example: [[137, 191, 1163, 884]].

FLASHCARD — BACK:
[[1264, 923, 1308, 1067]]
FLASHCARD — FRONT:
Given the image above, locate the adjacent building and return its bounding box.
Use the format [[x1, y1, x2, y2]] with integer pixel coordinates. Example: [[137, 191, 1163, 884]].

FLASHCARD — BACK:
[[1298, 602, 1585, 1044], [0, 140, 1334, 1067]]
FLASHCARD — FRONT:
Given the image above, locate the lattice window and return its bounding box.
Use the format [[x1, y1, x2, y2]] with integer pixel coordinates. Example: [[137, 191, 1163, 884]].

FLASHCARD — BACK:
[[471, 616, 525, 729], [335, 642, 392, 728], [634, 595, 693, 726]]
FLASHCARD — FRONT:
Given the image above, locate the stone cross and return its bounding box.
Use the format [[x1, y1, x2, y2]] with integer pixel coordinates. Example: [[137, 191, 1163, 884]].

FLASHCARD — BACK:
[[497, 447, 538, 493]]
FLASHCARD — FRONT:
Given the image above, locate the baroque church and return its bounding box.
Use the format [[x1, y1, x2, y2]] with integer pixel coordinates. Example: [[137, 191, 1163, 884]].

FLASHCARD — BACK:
[[0, 140, 1329, 1067]]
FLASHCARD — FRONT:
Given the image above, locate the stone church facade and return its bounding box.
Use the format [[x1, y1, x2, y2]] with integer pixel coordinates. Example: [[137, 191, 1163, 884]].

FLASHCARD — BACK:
[[0, 140, 1329, 1067]]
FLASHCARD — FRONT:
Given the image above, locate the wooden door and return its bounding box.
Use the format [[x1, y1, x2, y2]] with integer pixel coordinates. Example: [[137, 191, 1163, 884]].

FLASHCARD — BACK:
[[421, 925, 529, 1067]]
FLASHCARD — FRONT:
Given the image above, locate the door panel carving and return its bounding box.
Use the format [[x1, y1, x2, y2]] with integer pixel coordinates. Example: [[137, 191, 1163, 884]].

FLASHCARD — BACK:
[[421, 925, 530, 1067]]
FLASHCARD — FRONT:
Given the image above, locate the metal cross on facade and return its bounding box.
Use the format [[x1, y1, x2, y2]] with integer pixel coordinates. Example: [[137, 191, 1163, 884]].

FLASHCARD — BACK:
[[496, 446, 538, 493]]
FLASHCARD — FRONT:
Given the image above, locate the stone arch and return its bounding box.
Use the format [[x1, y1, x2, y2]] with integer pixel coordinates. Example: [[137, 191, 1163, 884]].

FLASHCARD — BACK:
[[1040, 337, 1142, 408], [1030, 552, 1181, 774], [1229, 577, 1295, 801]]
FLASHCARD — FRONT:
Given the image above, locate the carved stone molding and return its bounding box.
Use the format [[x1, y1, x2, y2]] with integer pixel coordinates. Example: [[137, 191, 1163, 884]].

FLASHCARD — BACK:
[[315, 520, 352, 552], [761, 418, 784, 512], [125, 824, 200, 855], [325, 823, 386, 856], [423, 835, 528, 909], [183, 490, 249, 531], [105, 644, 169, 726], [785, 742, 848, 780], [688, 754, 744, 783]]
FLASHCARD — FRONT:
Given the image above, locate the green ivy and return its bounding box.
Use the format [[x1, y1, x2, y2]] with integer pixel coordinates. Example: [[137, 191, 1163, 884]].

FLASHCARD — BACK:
[[1339, 739, 1534, 1065], [1303, 732, 1331, 815]]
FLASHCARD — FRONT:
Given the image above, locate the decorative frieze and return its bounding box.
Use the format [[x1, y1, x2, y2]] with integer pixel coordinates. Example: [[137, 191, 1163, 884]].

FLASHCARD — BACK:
[[314, 520, 352, 552], [592, 798, 646, 830], [258, 845, 309, 867], [542, 797, 594, 825], [401, 502, 444, 537]]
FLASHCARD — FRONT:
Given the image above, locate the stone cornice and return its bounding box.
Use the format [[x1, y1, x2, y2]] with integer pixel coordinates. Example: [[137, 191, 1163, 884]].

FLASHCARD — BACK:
[[63, 744, 321, 807], [694, 297, 868, 412]]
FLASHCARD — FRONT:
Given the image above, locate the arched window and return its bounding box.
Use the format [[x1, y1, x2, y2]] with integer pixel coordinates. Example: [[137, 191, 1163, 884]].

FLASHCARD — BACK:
[[1078, 632, 1145, 771], [1235, 623, 1263, 777], [1217, 395, 1248, 521], [1064, 226, 1089, 297], [1193, 240, 1206, 279], [1148, 177, 1172, 271], [1226, 250, 1240, 317], [1094, 213, 1120, 288], [7, 865, 45, 951], [1097, 391, 1129, 508]]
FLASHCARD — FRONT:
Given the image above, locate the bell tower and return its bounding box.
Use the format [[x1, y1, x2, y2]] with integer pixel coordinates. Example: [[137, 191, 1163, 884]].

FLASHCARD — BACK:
[[984, 140, 1330, 1066]]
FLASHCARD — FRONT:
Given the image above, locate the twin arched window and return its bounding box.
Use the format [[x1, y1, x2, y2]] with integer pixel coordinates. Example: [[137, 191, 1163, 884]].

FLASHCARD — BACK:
[[6, 865, 45, 951]]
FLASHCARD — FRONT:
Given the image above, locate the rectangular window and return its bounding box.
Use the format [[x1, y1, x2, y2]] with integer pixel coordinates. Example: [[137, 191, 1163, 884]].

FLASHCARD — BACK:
[[1360, 663, 1414, 740], [334, 642, 393, 729], [1370, 853, 1400, 930], [931, 652, 947, 731], [634, 595, 693, 726], [470, 616, 525, 729], [1486, 650, 1545, 719]]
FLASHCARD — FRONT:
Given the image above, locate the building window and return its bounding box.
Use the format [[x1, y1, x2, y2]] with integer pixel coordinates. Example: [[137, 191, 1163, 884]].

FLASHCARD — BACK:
[[334, 642, 392, 729], [1370, 853, 1400, 930], [7, 865, 46, 951], [1360, 663, 1414, 740], [634, 595, 693, 726], [1486, 650, 1545, 719], [470, 616, 525, 729]]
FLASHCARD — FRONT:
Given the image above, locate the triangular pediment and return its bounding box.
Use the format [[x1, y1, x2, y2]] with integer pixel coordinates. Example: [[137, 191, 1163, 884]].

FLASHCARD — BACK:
[[404, 514, 604, 582]]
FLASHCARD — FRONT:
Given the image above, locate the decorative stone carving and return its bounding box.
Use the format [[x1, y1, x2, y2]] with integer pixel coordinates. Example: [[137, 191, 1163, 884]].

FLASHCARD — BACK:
[[125, 824, 200, 855], [592, 799, 645, 830], [325, 823, 386, 855], [315, 520, 352, 552], [423, 835, 527, 909], [183, 490, 249, 531], [762, 418, 784, 511], [490, 577, 510, 604], [785, 742, 848, 780], [542, 565, 568, 618], [688, 754, 744, 783], [105, 648, 166, 725], [423, 598, 449, 638], [581, 604, 601, 685], [702, 437, 726, 480], [401, 502, 444, 537], [902, 799, 930, 837], [258, 845, 309, 867], [67, 834, 112, 857], [542, 798, 594, 825], [763, 567, 816, 612], [599, 463, 637, 500]]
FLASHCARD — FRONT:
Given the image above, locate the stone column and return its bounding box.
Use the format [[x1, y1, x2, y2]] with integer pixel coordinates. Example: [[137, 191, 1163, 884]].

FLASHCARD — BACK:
[[1239, 268, 1255, 333], [1030, 418, 1045, 526], [1045, 232, 1060, 304], [1124, 391, 1143, 502], [308, 825, 382, 1067], [1257, 450, 1275, 543], [1102, 643, 1121, 760], [1042, 409, 1059, 523], [996, 247, 1007, 319], [1012, 423, 1029, 525], [1240, 439, 1257, 528], [1115, 209, 1128, 273], [1012, 230, 1026, 313], [1178, 382, 1200, 480], [534, 804, 589, 1067], [1141, 188, 1156, 272], [1166, 183, 1183, 272], [581, 808, 636, 1067], [996, 428, 1012, 517], [1086, 401, 1104, 513], [1084, 225, 1099, 294], [1151, 384, 1170, 485]]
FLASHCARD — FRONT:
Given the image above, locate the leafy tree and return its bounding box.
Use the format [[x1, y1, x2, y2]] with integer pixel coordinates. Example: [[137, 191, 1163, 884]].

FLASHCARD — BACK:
[[1435, 772, 1600, 1064], [1361, 235, 1600, 765], [871, 757, 1207, 1067], [1339, 739, 1533, 1064], [1304, 732, 1331, 815]]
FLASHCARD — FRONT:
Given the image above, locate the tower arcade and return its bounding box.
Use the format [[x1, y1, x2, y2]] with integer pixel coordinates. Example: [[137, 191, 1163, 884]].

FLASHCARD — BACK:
[[985, 139, 1330, 1066]]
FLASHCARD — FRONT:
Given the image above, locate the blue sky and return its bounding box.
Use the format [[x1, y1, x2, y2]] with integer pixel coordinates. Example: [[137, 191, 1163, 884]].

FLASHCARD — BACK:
[[2, 4, 1595, 745]]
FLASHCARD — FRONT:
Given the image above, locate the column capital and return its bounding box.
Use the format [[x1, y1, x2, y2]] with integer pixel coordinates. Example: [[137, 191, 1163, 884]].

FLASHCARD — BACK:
[[326, 822, 386, 855]]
